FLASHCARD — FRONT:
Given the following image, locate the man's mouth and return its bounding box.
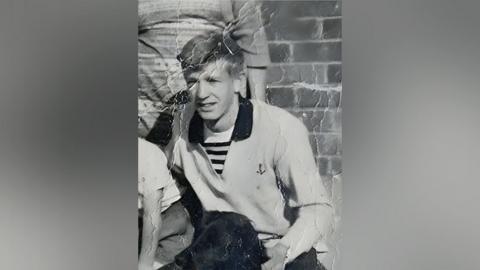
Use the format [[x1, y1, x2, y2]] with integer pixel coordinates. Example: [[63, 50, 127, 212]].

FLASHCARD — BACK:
[[198, 102, 216, 109]]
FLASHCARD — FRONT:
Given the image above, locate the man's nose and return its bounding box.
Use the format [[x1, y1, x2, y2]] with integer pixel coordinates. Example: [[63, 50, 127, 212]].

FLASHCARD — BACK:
[[195, 80, 210, 99]]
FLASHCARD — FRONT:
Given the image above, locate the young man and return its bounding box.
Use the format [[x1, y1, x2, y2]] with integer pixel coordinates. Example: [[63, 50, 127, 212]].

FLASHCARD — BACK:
[[171, 31, 333, 270]]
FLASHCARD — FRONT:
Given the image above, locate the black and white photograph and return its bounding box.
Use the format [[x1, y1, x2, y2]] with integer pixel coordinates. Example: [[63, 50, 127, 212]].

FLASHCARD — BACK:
[[137, 1, 342, 269]]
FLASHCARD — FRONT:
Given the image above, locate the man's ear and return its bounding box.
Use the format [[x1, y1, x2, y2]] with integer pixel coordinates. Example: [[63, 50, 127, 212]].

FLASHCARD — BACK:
[[233, 71, 246, 94]]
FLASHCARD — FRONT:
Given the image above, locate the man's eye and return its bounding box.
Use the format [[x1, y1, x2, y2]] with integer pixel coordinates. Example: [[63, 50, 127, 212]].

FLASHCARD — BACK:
[[186, 80, 197, 88], [206, 78, 219, 83]]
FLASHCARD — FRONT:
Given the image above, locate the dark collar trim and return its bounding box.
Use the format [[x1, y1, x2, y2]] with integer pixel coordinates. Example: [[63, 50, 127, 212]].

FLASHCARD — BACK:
[[188, 96, 253, 143]]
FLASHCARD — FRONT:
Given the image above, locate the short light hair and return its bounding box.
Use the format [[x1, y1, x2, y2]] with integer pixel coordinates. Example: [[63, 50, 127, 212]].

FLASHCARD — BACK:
[[177, 30, 245, 77]]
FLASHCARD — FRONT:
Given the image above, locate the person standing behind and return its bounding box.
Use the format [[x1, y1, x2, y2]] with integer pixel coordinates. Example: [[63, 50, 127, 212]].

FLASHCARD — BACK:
[[138, 0, 270, 142]]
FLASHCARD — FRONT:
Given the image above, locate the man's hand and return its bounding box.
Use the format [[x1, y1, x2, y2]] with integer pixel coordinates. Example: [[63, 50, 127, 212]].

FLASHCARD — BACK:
[[261, 242, 289, 270]]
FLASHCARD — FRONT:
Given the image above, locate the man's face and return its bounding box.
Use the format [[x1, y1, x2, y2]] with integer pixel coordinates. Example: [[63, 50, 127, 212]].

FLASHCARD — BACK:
[[184, 60, 241, 121]]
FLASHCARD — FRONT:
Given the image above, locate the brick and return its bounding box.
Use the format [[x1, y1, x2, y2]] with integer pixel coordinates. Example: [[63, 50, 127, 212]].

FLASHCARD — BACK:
[[296, 110, 325, 133], [317, 157, 329, 176], [336, 135, 343, 155], [309, 134, 319, 157], [322, 18, 342, 39], [329, 156, 342, 176], [321, 175, 333, 198], [321, 109, 342, 132], [266, 65, 326, 86], [297, 89, 329, 108], [293, 42, 341, 62], [262, 1, 341, 20], [265, 18, 321, 41], [269, 43, 290, 63], [298, 65, 327, 84], [266, 87, 296, 108], [328, 90, 341, 108], [317, 156, 343, 177], [266, 66, 285, 84], [316, 133, 339, 155], [266, 66, 298, 85], [327, 64, 342, 83]]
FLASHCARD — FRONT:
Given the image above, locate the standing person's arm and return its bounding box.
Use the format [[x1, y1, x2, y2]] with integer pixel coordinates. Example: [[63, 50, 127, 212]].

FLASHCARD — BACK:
[[263, 117, 333, 269], [139, 189, 163, 270], [247, 67, 267, 100], [231, 0, 270, 101]]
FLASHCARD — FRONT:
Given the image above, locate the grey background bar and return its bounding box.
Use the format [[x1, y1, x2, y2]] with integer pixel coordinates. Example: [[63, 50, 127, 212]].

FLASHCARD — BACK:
[[1, 0, 480, 270], [341, 0, 480, 269], [0, 0, 138, 269]]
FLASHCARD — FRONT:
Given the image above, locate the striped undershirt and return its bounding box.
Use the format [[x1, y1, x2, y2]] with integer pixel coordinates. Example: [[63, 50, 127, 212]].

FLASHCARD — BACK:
[[202, 125, 234, 175], [201, 141, 231, 174]]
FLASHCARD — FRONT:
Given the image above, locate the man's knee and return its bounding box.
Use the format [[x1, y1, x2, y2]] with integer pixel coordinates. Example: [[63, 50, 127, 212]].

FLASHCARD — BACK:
[[160, 201, 191, 237], [155, 201, 195, 267]]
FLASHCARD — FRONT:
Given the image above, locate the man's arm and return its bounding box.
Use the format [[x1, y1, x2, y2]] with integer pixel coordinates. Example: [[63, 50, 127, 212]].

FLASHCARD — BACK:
[[270, 114, 333, 265], [279, 203, 332, 263], [139, 188, 163, 270], [262, 204, 332, 269]]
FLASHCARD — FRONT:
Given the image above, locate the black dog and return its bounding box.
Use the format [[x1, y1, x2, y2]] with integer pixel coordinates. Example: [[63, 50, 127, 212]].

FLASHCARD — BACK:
[[161, 211, 265, 270]]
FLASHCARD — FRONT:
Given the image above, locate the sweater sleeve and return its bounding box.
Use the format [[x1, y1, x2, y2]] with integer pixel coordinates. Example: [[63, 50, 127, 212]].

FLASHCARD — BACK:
[[274, 117, 330, 207], [273, 116, 333, 262], [231, 0, 270, 67]]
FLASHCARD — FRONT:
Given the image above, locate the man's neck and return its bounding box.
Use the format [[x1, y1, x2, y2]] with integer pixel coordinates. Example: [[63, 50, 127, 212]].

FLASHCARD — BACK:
[[204, 96, 239, 133]]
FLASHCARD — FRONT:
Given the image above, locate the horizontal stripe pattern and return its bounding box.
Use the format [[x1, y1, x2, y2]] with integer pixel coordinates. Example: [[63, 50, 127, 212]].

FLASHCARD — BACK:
[[201, 141, 231, 147], [201, 141, 231, 175]]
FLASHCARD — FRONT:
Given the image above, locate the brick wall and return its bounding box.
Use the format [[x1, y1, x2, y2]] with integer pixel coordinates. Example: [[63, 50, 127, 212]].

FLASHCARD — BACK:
[[262, 1, 342, 182], [261, 2, 342, 267]]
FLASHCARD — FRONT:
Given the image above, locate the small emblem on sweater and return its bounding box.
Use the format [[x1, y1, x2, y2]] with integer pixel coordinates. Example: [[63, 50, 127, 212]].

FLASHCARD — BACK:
[[256, 163, 266, 175]]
